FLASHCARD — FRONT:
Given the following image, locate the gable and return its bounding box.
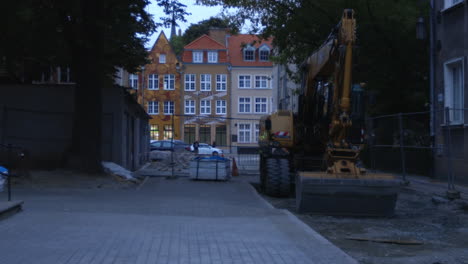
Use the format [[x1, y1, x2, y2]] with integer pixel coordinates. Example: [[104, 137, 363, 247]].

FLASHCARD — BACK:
[[184, 34, 226, 50]]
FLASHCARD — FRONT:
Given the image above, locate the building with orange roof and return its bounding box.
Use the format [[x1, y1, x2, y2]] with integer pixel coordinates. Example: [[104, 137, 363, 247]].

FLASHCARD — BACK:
[[227, 34, 274, 150], [181, 32, 231, 148]]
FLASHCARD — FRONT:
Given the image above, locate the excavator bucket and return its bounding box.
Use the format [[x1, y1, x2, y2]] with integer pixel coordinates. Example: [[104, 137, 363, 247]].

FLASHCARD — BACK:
[[296, 172, 400, 217]]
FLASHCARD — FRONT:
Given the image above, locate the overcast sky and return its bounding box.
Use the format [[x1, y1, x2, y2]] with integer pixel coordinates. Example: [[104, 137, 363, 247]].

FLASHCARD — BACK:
[[146, 0, 225, 47]]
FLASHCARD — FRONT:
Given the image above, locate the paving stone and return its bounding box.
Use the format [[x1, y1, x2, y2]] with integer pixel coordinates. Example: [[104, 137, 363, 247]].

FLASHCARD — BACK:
[[0, 176, 357, 264]]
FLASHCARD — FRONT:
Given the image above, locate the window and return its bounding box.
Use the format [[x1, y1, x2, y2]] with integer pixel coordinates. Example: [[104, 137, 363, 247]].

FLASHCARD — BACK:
[[444, 0, 463, 9], [148, 101, 159, 115], [193, 51, 203, 63], [184, 125, 196, 144], [129, 74, 138, 89], [239, 97, 251, 113], [444, 58, 464, 124], [255, 75, 269, 89], [59, 67, 73, 83], [254, 97, 268, 113], [208, 51, 218, 63], [255, 124, 260, 143], [163, 125, 173, 140], [259, 46, 270, 61], [243, 46, 255, 61], [164, 74, 175, 90], [216, 74, 227, 91], [216, 100, 226, 115], [164, 101, 175, 114], [199, 125, 211, 143], [184, 74, 196, 91], [150, 125, 159, 140], [185, 100, 195, 114], [200, 74, 211, 91], [159, 54, 166, 63], [216, 125, 227, 146], [148, 74, 158, 90], [239, 75, 251, 89], [238, 124, 251, 143], [200, 100, 211, 115]]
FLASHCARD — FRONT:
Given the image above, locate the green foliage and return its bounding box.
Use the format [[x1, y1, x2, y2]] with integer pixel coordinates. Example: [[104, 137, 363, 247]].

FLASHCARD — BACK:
[[198, 0, 430, 115], [182, 16, 239, 45], [1, 0, 156, 77], [158, 0, 190, 29], [170, 35, 185, 56]]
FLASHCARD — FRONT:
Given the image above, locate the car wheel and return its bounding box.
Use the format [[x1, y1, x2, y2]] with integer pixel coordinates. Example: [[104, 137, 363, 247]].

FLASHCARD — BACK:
[[212, 151, 219, 156]]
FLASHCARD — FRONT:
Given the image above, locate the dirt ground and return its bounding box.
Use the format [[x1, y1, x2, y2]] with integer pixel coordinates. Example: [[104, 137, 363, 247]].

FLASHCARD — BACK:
[[259, 177, 468, 264]]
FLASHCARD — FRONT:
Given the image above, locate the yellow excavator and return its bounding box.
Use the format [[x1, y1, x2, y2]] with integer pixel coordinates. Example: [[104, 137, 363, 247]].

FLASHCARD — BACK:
[[259, 9, 400, 216]]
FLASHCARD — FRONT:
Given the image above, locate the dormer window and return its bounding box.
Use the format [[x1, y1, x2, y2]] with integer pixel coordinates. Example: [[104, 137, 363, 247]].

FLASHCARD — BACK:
[[259, 46, 270, 61], [243, 45, 255, 61], [159, 54, 166, 64], [193, 51, 203, 63], [208, 51, 218, 63]]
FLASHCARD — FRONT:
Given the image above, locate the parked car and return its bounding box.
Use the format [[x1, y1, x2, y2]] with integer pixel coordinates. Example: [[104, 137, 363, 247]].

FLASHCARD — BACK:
[[190, 143, 223, 155], [150, 140, 190, 152]]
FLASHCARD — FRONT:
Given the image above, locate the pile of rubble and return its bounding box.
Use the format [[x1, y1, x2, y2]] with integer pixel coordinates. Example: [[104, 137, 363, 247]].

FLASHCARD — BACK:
[[144, 150, 197, 176]]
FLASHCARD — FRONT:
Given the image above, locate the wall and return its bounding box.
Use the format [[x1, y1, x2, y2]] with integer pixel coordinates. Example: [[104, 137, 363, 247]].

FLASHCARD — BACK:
[[0, 84, 149, 171], [433, 2, 468, 183]]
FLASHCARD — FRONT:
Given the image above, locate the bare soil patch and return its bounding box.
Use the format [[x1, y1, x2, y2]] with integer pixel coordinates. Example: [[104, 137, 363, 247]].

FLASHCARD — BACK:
[[257, 178, 468, 264]]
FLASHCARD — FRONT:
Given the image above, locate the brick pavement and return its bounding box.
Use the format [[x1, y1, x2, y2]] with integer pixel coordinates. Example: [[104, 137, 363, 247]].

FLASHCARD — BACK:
[[0, 176, 357, 264]]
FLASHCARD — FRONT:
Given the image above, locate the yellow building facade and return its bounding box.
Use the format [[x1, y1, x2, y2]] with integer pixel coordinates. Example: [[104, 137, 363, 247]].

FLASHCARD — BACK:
[[139, 32, 182, 140]]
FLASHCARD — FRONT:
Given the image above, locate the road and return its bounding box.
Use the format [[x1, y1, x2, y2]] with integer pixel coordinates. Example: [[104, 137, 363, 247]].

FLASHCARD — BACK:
[[0, 174, 356, 264]]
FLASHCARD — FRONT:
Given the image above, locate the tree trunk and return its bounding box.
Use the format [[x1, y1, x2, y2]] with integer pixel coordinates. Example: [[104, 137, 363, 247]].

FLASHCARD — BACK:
[[68, 0, 105, 173]]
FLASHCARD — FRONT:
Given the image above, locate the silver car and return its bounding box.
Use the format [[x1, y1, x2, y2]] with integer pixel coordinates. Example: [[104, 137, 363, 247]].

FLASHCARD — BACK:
[[190, 143, 223, 155]]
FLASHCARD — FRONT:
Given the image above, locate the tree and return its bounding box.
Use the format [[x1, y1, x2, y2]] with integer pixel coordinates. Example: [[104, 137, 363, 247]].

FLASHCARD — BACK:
[[182, 16, 239, 45], [1, 0, 158, 172], [158, 0, 190, 38], [198, 0, 429, 115]]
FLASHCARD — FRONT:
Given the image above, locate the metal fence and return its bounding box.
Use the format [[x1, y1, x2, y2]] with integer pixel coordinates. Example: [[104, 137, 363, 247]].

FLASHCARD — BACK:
[[366, 107, 466, 198]]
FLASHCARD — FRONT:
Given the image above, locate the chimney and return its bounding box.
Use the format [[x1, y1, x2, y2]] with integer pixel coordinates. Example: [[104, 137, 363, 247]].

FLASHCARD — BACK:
[[208, 28, 228, 46]]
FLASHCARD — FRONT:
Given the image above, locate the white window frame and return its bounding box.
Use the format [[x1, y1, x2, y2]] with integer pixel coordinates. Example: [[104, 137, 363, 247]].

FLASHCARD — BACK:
[[164, 74, 175, 90], [216, 100, 226, 115], [185, 100, 195, 115], [208, 51, 218, 63], [238, 123, 251, 143], [444, 0, 463, 9], [238, 97, 251, 113], [243, 45, 255, 61], [148, 101, 159, 115], [216, 74, 227, 91], [193, 51, 203, 63], [259, 46, 270, 61], [200, 74, 211, 91], [255, 75, 269, 89], [184, 74, 196, 91], [148, 74, 158, 90], [238, 75, 251, 89], [255, 124, 260, 143], [164, 101, 175, 115], [58, 67, 72, 83], [129, 74, 138, 89], [254, 97, 268, 113], [444, 57, 465, 124], [159, 54, 166, 64], [200, 100, 211, 115]]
